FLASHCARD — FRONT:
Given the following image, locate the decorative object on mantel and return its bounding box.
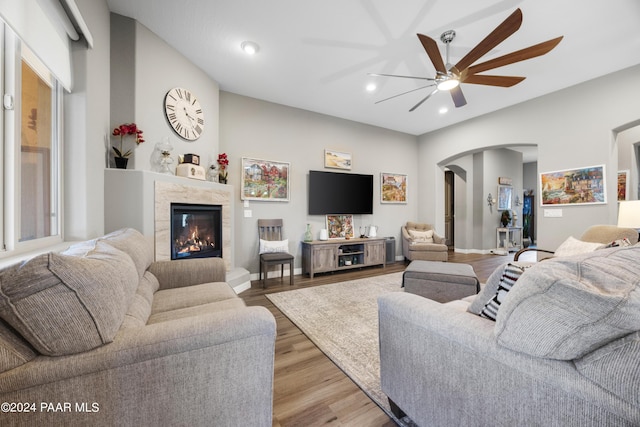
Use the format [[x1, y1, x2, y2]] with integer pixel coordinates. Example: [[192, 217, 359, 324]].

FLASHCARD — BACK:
[[217, 153, 229, 184], [176, 153, 205, 180], [206, 164, 218, 182], [111, 123, 144, 169], [156, 137, 174, 175]]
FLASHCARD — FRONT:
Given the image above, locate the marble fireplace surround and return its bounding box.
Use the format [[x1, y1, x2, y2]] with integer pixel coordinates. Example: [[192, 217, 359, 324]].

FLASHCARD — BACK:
[[104, 170, 250, 293], [155, 180, 231, 270]]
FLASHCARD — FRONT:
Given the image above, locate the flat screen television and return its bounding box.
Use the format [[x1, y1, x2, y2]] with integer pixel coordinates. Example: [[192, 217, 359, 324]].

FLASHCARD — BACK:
[[308, 170, 373, 215]]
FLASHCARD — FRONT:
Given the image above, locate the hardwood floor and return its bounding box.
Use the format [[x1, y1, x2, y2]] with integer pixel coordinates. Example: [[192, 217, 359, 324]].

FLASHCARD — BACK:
[[240, 251, 516, 426]]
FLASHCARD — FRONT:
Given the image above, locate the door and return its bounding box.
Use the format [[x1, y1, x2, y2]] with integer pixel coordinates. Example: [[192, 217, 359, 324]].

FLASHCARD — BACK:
[[444, 171, 454, 249]]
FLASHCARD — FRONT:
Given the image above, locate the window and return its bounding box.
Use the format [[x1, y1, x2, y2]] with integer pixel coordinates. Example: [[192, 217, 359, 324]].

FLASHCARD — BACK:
[[1, 26, 63, 255]]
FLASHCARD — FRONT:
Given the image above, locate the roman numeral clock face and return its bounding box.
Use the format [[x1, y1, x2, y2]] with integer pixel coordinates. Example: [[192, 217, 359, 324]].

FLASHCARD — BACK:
[[164, 87, 204, 141]]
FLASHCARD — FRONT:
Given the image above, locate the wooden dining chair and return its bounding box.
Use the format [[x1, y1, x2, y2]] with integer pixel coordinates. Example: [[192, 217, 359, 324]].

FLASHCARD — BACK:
[[258, 219, 294, 288]]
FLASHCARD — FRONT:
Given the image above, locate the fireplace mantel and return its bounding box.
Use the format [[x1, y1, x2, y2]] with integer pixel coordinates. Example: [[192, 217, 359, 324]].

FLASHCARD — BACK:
[[104, 169, 234, 271]]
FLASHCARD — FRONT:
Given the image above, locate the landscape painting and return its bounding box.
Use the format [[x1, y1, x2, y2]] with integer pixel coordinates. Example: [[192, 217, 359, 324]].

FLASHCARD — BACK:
[[540, 165, 606, 206], [324, 150, 351, 170], [241, 157, 290, 201], [381, 173, 407, 203]]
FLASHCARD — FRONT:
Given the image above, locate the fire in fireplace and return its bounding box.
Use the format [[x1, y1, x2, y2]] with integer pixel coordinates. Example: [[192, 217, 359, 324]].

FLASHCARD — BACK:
[[170, 203, 222, 260]]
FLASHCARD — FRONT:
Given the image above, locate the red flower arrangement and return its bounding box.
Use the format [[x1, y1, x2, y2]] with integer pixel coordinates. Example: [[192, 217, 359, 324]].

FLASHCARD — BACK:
[[217, 153, 229, 183], [112, 123, 144, 158]]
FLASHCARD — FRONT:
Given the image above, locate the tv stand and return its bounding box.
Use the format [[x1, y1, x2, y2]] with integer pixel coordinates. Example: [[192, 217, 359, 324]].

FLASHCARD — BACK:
[[301, 237, 386, 278]]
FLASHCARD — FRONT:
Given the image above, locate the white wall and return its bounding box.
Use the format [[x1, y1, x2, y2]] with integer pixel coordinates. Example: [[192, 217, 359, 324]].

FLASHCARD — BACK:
[[417, 64, 640, 251], [219, 92, 417, 274], [110, 14, 220, 171]]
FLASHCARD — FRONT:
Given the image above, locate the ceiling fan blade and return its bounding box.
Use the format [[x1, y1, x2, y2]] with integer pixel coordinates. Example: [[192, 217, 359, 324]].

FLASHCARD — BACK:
[[463, 74, 525, 87], [374, 84, 436, 104], [417, 34, 447, 74], [409, 88, 439, 112], [368, 73, 436, 81], [450, 86, 467, 107], [454, 8, 523, 72], [466, 36, 563, 75]]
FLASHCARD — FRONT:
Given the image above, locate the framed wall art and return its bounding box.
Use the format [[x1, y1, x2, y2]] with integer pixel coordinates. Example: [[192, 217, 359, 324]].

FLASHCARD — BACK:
[[241, 157, 290, 201], [617, 170, 629, 201], [381, 172, 407, 203], [324, 150, 351, 170], [540, 164, 606, 206], [497, 185, 512, 210], [326, 214, 354, 239]]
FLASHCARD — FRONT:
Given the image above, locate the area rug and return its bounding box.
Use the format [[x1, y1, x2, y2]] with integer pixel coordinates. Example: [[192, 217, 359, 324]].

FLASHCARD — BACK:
[[266, 272, 416, 425]]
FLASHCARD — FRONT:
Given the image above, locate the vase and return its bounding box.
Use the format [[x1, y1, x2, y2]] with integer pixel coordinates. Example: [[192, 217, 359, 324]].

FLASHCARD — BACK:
[[114, 157, 128, 169], [304, 224, 313, 242], [219, 171, 228, 184]]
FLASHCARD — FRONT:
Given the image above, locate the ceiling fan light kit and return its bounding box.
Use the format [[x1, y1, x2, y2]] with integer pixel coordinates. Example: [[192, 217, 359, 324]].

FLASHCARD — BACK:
[[241, 41, 259, 55], [370, 8, 562, 112]]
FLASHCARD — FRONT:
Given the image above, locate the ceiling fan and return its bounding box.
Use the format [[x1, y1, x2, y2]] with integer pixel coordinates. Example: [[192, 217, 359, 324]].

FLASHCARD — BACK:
[[369, 8, 563, 111]]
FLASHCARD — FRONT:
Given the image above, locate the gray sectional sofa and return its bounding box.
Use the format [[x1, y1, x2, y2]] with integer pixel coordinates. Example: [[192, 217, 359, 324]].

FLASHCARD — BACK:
[[379, 244, 640, 426], [0, 228, 276, 426]]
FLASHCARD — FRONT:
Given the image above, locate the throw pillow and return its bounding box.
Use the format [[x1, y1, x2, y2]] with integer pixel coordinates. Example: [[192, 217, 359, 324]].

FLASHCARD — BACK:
[[467, 261, 533, 315], [480, 263, 531, 321], [553, 236, 604, 257], [259, 239, 289, 254], [408, 229, 434, 243], [494, 245, 640, 360], [0, 241, 138, 356]]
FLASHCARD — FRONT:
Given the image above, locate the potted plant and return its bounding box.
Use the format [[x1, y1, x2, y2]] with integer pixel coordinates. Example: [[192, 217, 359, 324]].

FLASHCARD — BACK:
[[217, 153, 229, 183], [500, 210, 512, 227], [111, 123, 144, 169]]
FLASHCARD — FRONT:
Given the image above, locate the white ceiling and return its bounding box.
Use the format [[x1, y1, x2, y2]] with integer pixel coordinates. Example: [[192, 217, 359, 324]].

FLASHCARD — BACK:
[[105, 0, 640, 136]]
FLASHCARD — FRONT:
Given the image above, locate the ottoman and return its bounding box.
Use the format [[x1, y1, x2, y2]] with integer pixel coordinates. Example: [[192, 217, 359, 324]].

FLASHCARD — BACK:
[[402, 260, 480, 303]]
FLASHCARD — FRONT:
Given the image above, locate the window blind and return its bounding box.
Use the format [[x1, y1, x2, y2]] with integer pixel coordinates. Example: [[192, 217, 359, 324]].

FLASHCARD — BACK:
[[0, 0, 92, 91]]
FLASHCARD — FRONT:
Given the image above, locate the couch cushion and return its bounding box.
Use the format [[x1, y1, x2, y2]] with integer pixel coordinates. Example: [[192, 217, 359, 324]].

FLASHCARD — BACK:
[[151, 282, 237, 314], [98, 228, 154, 279], [574, 331, 640, 405], [406, 221, 433, 231], [147, 298, 246, 324], [495, 246, 640, 360], [407, 242, 448, 252], [0, 242, 139, 356], [0, 319, 37, 373], [121, 271, 160, 328], [553, 236, 604, 257]]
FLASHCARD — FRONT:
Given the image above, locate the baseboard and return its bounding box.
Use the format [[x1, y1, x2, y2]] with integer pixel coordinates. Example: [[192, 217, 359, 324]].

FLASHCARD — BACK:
[[453, 248, 495, 255]]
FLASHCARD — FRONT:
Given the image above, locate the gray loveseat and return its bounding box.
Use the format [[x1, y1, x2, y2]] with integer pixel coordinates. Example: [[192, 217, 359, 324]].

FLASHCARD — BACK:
[[379, 244, 640, 426], [0, 228, 276, 426]]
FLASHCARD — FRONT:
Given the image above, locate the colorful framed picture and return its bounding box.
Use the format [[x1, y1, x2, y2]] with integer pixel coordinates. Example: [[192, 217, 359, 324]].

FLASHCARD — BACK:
[[326, 214, 354, 239], [241, 157, 290, 201], [618, 170, 629, 201], [540, 164, 606, 206], [324, 150, 351, 170], [497, 185, 512, 210], [381, 172, 407, 203]]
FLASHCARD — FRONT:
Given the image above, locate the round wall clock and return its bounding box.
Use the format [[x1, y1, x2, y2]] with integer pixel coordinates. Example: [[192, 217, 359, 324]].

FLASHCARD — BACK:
[[164, 87, 204, 141]]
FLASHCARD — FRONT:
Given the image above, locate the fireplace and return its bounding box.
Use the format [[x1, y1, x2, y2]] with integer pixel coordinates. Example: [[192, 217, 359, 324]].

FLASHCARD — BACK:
[[170, 203, 222, 260]]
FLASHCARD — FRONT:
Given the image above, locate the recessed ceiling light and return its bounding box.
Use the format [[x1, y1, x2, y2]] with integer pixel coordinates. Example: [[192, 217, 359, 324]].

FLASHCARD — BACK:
[[241, 41, 260, 55], [366, 83, 377, 92], [439, 107, 449, 114]]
